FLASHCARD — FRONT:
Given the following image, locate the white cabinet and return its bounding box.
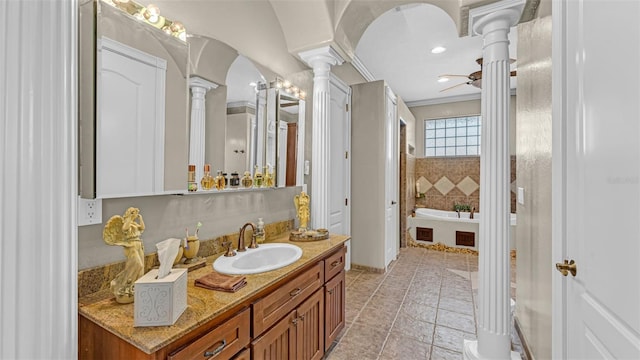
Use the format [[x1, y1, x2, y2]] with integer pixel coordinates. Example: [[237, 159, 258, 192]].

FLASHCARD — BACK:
[[96, 37, 166, 198], [351, 80, 399, 271]]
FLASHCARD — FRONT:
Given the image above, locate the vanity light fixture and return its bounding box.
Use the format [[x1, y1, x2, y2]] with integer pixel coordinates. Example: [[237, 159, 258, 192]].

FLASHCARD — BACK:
[[105, 0, 187, 41], [268, 78, 306, 100], [431, 46, 447, 54]]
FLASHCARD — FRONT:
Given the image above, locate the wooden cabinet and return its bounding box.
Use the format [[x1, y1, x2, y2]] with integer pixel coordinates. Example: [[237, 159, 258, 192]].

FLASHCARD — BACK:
[[324, 270, 345, 351], [252, 289, 324, 360], [79, 243, 347, 360], [168, 308, 250, 360], [252, 261, 323, 337]]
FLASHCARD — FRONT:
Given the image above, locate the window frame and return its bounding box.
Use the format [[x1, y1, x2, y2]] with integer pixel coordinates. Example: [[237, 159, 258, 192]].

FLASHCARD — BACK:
[[424, 115, 481, 157]]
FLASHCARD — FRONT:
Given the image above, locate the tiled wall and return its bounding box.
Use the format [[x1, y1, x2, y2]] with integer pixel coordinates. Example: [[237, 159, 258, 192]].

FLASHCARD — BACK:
[[414, 156, 516, 213]]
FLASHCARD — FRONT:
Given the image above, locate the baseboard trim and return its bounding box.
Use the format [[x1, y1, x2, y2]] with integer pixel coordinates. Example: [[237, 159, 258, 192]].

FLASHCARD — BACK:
[[350, 263, 386, 274], [514, 316, 534, 360]]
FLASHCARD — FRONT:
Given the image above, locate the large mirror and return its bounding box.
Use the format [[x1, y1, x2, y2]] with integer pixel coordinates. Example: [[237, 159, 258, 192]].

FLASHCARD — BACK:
[[264, 87, 306, 187], [79, 0, 190, 198]]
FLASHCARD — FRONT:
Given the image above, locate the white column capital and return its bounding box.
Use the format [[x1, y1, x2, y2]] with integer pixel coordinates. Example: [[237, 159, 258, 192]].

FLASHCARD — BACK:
[[189, 76, 218, 91], [469, 0, 525, 36], [299, 46, 344, 71]]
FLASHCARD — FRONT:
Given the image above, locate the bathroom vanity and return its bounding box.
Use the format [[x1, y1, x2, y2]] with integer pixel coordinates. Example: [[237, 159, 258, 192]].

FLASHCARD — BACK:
[[78, 233, 349, 360]]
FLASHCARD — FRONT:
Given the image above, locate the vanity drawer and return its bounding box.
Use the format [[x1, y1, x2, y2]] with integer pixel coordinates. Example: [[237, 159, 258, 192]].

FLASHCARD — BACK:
[[324, 246, 346, 281], [252, 261, 324, 337], [168, 308, 250, 360]]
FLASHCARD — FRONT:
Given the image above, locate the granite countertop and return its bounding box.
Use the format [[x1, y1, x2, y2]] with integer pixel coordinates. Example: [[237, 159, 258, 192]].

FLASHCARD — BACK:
[[78, 233, 350, 355]]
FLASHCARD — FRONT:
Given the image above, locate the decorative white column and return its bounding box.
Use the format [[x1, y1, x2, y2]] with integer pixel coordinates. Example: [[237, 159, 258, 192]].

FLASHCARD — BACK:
[[463, 1, 524, 359], [299, 46, 344, 229], [189, 76, 218, 185], [1, 0, 78, 358]]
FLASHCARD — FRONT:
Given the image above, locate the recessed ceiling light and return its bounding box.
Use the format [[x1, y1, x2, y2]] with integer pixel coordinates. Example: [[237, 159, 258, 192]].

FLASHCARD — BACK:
[[431, 46, 446, 54], [438, 77, 449, 83], [249, 82, 257, 87]]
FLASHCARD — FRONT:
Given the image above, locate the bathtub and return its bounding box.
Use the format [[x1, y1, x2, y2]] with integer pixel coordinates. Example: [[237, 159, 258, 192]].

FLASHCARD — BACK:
[[408, 208, 517, 251]]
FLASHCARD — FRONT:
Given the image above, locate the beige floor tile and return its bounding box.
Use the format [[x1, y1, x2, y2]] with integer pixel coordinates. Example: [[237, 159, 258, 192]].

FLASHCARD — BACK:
[[437, 296, 475, 316], [391, 310, 435, 344], [380, 331, 431, 360], [400, 300, 437, 323], [433, 325, 476, 353], [430, 345, 463, 360], [335, 322, 388, 358], [436, 308, 476, 334]]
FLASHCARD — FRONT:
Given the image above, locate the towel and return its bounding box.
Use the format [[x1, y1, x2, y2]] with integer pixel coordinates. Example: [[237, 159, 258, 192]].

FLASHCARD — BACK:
[[194, 271, 247, 292]]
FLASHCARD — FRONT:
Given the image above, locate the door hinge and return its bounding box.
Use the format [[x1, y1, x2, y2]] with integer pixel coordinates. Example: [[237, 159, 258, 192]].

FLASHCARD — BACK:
[[345, 198, 348, 206], [345, 104, 349, 112], [345, 151, 348, 159]]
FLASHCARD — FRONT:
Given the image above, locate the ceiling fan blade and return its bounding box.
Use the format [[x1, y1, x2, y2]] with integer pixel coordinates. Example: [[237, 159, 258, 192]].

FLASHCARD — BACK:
[[439, 82, 469, 92]]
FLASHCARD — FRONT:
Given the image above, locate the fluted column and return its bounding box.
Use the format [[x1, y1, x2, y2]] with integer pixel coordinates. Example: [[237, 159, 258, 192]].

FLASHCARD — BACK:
[[189, 77, 218, 185], [463, 1, 524, 359], [299, 46, 344, 229]]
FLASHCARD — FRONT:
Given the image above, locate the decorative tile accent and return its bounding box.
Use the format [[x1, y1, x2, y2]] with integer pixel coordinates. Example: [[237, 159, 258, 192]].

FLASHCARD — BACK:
[[434, 176, 455, 196], [416, 176, 432, 194], [457, 176, 480, 196]]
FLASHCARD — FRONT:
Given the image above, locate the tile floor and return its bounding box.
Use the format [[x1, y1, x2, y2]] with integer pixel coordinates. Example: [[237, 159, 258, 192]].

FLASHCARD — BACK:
[[325, 246, 523, 360]]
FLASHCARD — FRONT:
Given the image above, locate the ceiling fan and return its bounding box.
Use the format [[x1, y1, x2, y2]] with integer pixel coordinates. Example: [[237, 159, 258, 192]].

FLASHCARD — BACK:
[[439, 58, 516, 92]]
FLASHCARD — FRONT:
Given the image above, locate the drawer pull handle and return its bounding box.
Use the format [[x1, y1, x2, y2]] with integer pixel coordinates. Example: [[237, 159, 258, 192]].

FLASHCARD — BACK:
[[203, 339, 226, 358], [290, 288, 302, 297], [328, 289, 334, 295], [331, 260, 342, 268]]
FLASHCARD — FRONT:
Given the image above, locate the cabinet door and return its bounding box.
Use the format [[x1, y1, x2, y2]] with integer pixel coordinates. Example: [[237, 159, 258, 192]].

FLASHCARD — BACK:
[[296, 289, 324, 360], [324, 270, 345, 351], [252, 310, 297, 360]]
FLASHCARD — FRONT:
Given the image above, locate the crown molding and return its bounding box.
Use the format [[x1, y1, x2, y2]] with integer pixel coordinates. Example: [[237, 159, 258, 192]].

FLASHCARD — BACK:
[[351, 55, 376, 82], [406, 88, 516, 107]]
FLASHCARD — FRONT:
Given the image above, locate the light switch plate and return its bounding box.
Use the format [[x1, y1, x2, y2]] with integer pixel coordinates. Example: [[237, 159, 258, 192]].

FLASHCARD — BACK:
[[517, 187, 525, 205]]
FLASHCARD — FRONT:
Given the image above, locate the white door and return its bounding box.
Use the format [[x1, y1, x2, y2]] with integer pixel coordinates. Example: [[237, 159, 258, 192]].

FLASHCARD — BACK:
[[553, 1, 640, 358], [384, 86, 399, 268], [97, 37, 165, 198], [328, 76, 351, 236]]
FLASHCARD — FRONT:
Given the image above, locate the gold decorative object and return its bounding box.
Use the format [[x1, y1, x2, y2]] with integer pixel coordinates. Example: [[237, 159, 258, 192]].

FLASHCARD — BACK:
[[103, 207, 146, 304], [241, 171, 253, 188], [183, 222, 202, 264], [294, 191, 310, 232], [290, 228, 329, 242]]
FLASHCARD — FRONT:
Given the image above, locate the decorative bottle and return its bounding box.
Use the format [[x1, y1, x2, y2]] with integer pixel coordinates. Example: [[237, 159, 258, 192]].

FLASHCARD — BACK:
[[253, 165, 263, 188], [187, 164, 197, 192], [222, 172, 229, 187], [255, 217, 265, 244], [214, 170, 226, 190], [241, 171, 253, 188], [200, 164, 214, 190], [230, 172, 240, 188], [264, 165, 274, 188]]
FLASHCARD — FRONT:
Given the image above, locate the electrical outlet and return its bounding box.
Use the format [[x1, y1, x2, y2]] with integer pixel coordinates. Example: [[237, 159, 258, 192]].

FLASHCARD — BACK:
[[78, 197, 103, 226]]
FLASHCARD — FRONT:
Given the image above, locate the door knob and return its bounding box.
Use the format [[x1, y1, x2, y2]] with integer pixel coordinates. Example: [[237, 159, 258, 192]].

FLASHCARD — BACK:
[[555, 259, 577, 277], [391, 201, 397, 205]]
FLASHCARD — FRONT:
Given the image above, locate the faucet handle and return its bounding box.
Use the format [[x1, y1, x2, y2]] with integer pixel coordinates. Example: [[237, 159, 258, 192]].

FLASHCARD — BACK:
[[248, 234, 259, 249], [222, 241, 236, 257]]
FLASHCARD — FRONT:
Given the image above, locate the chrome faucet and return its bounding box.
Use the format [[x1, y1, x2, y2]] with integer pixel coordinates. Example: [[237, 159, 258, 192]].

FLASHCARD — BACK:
[[237, 222, 256, 252]]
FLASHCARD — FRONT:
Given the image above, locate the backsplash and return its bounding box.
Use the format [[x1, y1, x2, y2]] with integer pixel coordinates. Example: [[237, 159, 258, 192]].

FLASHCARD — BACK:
[[77, 219, 294, 298], [414, 156, 516, 213]]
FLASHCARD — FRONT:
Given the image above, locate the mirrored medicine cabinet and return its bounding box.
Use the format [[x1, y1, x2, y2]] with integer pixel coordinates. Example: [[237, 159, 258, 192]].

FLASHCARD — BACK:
[[79, 0, 306, 199]]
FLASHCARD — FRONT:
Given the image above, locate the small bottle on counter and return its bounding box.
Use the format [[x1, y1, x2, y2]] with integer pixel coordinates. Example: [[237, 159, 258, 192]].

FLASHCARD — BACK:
[[241, 171, 253, 188], [230, 172, 240, 188], [255, 217, 265, 244], [187, 164, 197, 192], [200, 164, 214, 190], [222, 172, 229, 187], [214, 170, 226, 190], [263, 165, 273, 188], [253, 165, 263, 188]]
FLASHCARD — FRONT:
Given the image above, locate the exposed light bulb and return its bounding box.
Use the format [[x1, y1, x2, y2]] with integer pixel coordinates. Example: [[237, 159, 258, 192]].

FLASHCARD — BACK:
[[283, 80, 291, 89], [299, 91, 306, 99], [431, 46, 446, 54], [275, 80, 283, 89], [249, 82, 257, 87], [162, 25, 172, 35], [143, 4, 160, 24], [170, 21, 184, 33]]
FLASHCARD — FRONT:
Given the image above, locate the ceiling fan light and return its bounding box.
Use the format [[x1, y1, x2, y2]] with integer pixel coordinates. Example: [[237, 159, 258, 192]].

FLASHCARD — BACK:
[[438, 77, 449, 83], [431, 46, 446, 54]]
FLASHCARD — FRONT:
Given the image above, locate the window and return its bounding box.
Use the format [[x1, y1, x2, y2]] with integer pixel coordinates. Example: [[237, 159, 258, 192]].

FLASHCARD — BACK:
[[424, 116, 481, 157]]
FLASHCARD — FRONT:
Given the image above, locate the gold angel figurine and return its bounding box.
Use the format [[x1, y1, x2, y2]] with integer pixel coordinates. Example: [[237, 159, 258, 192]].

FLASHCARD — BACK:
[[103, 207, 146, 304], [294, 191, 310, 232]]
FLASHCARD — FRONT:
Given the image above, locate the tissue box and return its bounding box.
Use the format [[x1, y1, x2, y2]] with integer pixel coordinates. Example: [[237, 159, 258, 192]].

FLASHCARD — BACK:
[[134, 268, 188, 327]]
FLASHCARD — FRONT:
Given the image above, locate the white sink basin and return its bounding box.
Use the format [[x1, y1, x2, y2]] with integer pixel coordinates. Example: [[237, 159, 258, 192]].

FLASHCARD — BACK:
[[213, 243, 303, 275]]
